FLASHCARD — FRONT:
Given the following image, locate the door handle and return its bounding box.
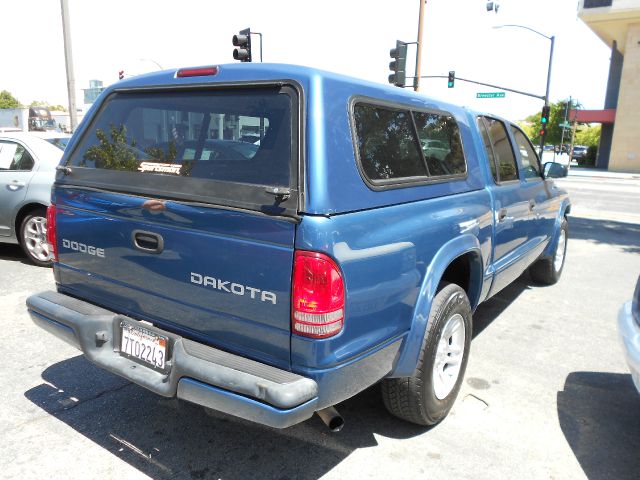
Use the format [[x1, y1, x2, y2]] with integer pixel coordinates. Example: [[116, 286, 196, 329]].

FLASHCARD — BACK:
[[498, 208, 508, 222], [132, 230, 164, 254], [529, 199, 536, 211], [8, 180, 26, 190]]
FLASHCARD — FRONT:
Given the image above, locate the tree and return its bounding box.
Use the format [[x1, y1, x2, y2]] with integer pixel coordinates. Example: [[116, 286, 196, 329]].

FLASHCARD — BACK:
[[524, 100, 581, 146], [575, 124, 601, 148], [29, 100, 67, 112], [517, 121, 536, 140], [0, 90, 22, 109], [83, 124, 141, 172]]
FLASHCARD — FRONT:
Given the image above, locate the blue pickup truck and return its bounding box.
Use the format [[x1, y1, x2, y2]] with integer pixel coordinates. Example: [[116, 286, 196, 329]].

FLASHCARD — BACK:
[[27, 64, 570, 431]]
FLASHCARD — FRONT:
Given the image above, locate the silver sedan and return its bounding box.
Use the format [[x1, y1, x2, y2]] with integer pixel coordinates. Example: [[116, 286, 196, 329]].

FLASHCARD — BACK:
[[618, 275, 640, 394], [0, 132, 63, 266]]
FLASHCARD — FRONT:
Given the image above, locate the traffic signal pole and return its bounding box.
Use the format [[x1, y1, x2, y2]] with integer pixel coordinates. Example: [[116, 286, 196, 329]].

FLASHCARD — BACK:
[[420, 75, 545, 100]]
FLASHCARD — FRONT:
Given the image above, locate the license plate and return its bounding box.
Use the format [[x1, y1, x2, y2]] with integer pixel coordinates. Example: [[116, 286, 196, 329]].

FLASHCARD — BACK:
[[120, 321, 168, 370]]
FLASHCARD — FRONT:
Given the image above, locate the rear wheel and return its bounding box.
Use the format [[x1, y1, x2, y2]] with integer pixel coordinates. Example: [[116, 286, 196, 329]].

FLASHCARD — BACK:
[[529, 217, 568, 285], [19, 208, 52, 267], [381, 283, 472, 426]]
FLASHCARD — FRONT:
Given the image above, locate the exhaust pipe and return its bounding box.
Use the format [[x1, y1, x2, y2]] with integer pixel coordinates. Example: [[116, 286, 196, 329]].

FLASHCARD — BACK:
[[316, 406, 344, 432]]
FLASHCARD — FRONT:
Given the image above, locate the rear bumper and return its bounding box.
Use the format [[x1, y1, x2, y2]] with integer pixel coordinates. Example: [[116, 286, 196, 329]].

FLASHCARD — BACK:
[[617, 301, 640, 394], [27, 291, 319, 428]]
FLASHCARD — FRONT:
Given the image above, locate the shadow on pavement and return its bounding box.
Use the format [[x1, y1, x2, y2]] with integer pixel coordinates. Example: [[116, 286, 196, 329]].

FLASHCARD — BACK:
[[472, 273, 533, 339], [25, 355, 428, 480], [0, 244, 31, 266], [558, 371, 640, 480], [569, 216, 640, 254]]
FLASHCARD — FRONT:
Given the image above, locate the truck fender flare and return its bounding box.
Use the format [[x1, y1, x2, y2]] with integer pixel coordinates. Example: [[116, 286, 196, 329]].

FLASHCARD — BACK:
[[543, 198, 571, 258], [389, 234, 483, 378]]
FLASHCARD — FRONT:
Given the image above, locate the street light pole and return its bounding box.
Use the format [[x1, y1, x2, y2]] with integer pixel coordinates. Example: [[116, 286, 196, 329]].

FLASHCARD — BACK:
[[541, 35, 555, 155], [493, 25, 554, 155], [140, 58, 164, 70]]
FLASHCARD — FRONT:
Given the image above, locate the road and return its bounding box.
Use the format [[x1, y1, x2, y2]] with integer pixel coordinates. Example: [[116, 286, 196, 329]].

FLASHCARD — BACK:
[[555, 174, 640, 223], [1, 175, 639, 480]]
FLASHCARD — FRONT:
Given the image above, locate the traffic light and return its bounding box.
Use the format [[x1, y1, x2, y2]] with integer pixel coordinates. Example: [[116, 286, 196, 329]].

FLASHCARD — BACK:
[[232, 28, 252, 62], [540, 105, 550, 137], [388, 40, 407, 88], [448, 71, 455, 88], [118, 70, 124, 80]]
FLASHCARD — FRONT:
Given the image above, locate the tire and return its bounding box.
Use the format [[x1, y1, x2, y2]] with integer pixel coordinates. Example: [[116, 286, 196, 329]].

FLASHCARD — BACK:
[[381, 283, 472, 426], [19, 208, 52, 267], [529, 217, 568, 285]]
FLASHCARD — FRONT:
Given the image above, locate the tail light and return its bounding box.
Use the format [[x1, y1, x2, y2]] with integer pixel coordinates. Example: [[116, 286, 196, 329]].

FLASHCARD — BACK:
[[46, 204, 58, 262], [292, 251, 344, 339]]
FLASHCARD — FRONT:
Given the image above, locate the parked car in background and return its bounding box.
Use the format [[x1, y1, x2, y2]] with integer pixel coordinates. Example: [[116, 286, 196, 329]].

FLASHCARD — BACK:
[[30, 131, 72, 151], [572, 145, 588, 161], [0, 132, 63, 266], [618, 275, 640, 394]]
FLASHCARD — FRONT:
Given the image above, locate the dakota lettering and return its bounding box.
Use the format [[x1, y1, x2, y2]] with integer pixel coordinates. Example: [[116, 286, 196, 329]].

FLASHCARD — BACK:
[[190, 272, 277, 304]]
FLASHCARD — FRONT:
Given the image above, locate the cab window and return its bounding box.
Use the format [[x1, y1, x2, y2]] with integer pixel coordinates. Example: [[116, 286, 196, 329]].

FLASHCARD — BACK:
[[413, 112, 466, 176], [481, 117, 518, 182], [510, 126, 542, 180], [353, 104, 427, 181], [476, 117, 498, 183], [352, 102, 467, 186]]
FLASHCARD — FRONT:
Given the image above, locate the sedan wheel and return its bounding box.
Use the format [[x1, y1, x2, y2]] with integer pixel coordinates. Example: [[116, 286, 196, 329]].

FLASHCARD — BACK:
[[20, 209, 52, 267]]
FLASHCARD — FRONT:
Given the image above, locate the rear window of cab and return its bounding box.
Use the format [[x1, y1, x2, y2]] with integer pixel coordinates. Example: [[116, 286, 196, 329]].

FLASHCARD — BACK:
[[62, 86, 298, 215], [352, 101, 467, 189]]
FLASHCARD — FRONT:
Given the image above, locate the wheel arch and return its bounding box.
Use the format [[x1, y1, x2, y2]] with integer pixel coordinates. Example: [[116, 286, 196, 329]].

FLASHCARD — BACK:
[[542, 198, 571, 258], [389, 234, 483, 378]]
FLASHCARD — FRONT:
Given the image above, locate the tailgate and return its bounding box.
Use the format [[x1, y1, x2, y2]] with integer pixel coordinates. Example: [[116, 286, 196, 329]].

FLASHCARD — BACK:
[[52, 84, 299, 369]]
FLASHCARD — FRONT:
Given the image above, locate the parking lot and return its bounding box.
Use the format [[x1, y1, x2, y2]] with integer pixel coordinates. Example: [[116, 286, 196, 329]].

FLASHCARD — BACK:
[[2, 175, 640, 480]]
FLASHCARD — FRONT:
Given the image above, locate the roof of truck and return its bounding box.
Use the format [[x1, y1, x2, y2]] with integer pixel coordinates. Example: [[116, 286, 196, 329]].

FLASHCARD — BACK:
[[105, 62, 472, 118]]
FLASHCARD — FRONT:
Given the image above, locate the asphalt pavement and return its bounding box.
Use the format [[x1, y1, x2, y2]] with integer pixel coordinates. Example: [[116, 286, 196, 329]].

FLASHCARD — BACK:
[[1, 175, 639, 480]]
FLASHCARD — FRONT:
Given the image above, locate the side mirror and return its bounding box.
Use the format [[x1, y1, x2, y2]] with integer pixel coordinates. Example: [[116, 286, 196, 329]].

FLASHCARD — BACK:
[[543, 162, 568, 179]]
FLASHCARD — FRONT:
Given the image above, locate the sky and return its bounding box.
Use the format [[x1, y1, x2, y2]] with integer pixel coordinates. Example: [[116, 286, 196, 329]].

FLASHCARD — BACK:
[[3, 0, 611, 121]]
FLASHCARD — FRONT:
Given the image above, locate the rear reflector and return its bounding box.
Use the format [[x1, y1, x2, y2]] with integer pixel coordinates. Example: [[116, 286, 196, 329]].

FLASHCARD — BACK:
[[176, 66, 219, 78], [292, 251, 344, 339], [46, 204, 58, 262]]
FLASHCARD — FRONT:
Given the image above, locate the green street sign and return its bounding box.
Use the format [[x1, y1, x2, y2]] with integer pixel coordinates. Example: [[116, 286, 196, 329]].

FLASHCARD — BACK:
[[558, 122, 571, 128], [476, 92, 506, 99]]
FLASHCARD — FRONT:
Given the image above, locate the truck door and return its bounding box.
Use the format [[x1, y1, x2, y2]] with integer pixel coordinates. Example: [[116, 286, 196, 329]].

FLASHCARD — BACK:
[[477, 116, 531, 296], [0, 140, 36, 236], [508, 125, 556, 252]]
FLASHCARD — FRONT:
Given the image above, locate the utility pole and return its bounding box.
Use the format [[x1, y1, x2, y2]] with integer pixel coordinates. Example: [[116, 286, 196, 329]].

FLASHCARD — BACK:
[[60, 0, 77, 132], [414, 0, 426, 92], [559, 96, 571, 155]]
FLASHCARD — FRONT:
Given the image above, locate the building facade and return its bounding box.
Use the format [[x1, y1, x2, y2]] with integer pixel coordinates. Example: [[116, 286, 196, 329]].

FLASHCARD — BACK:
[[579, 0, 640, 172]]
